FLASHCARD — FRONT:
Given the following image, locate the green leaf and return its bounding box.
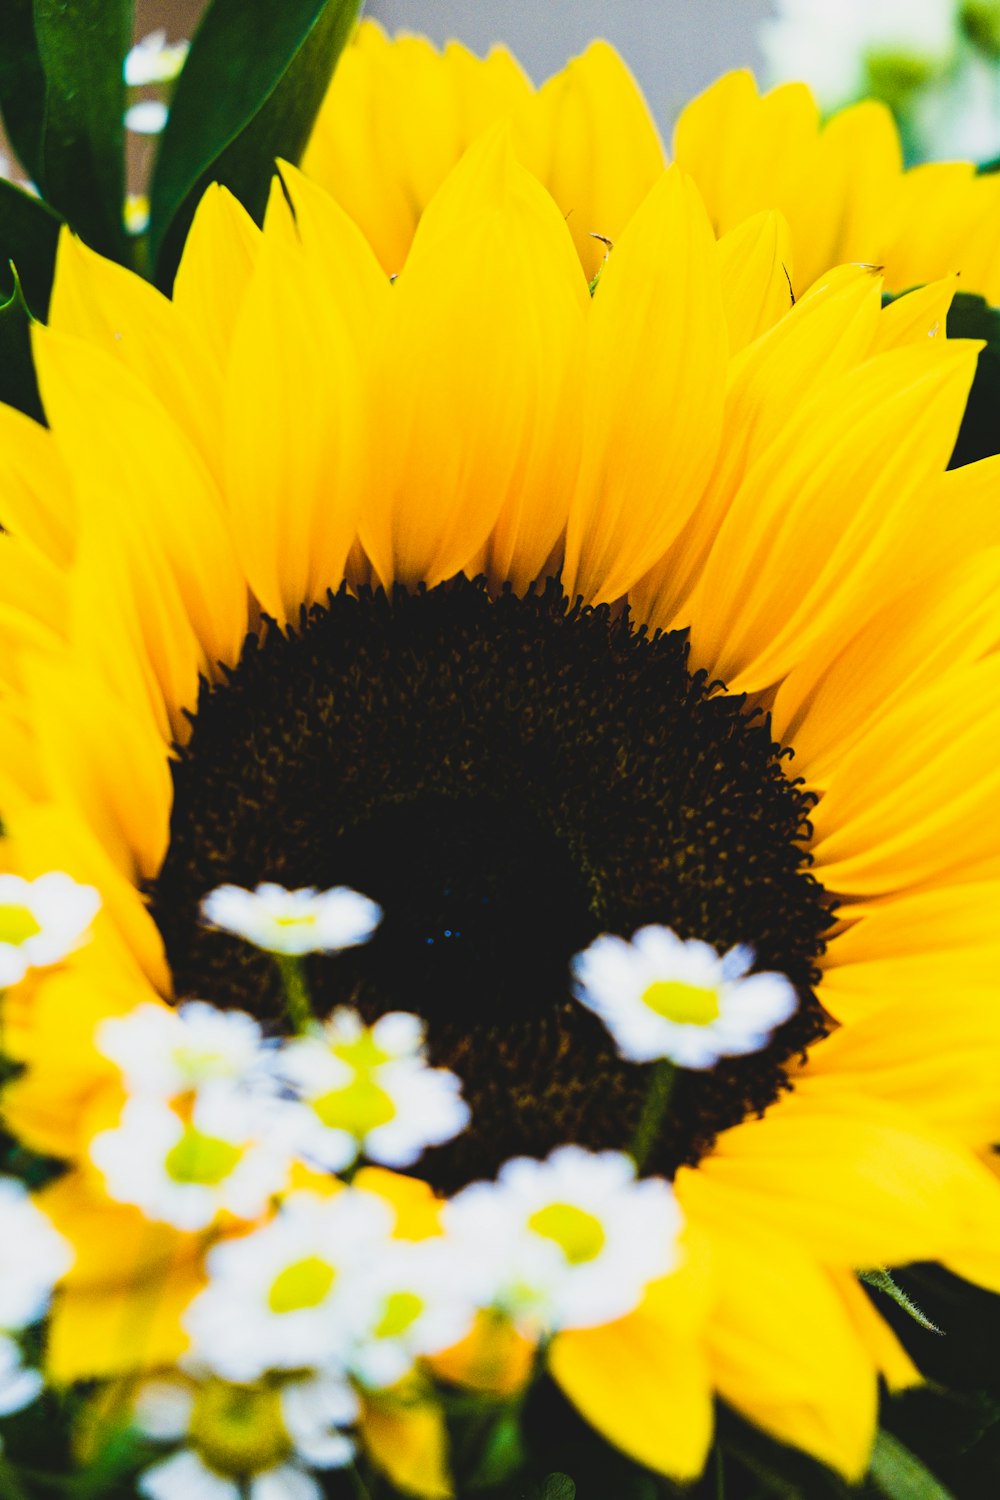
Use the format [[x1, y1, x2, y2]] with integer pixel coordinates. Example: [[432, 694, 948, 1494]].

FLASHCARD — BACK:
[[868, 1431, 956, 1500], [0, 1, 47, 183], [0, 177, 62, 317], [149, 0, 361, 285], [945, 291, 1000, 468], [32, 0, 132, 261], [0, 263, 44, 424]]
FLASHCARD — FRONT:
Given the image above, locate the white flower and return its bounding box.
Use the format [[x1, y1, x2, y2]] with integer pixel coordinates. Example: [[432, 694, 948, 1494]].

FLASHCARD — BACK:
[[572, 926, 798, 1069], [184, 1190, 396, 1382], [125, 100, 169, 135], [97, 1001, 270, 1100], [346, 1236, 479, 1390], [0, 1178, 73, 1329], [761, 0, 959, 109], [134, 1371, 355, 1500], [126, 193, 151, 235], [90, 1088, 296, 1232], [0, 872, 100, 987], [0, 1335, 42, 1417], [443, 1145, 682, 1335], [201, 884, 382, 957], [124, 30, 189, 86], [281, 1009, 469, 1171]]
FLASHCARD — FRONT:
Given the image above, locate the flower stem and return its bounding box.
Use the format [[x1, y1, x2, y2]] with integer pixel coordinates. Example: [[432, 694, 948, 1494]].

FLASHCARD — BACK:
[[275, 954, 313, 1033], [629, 1059, 676, 1171]]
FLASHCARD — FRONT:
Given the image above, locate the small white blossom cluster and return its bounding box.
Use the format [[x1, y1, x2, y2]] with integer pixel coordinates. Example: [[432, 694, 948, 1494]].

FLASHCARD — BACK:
[[0, 872, 100, 988], [0, 872, 802, 1496], [572, 926, 799, 1069], [0, 1179, 73, 1419]]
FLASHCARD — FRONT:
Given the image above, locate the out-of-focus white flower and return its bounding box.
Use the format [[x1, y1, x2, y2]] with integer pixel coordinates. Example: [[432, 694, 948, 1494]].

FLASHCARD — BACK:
[[124, 30, 190, 87], [97, 1001, 270, 1101], [184, 1190, 396, 1382], [0, 872, 100, 987], [346, 1236, 479, 1390], [761, 0, 959, 110], [201, 884, 382, 957], [134, 1371, 355, 1500], [0, 1177, 73, 1330], [443, 1145, 681, 1335], [572, 926, 798, 1070], [0, 1335, 42, 1417], [125, 100, 169, 135], [281, 1009, 469, 1171], [89, 1088, 296, 1232]]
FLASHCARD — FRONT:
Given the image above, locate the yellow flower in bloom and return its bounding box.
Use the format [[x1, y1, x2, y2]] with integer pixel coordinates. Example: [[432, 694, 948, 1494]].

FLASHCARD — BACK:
[[2, 128, 1000, 1493], [304, 18, 1000, 301]]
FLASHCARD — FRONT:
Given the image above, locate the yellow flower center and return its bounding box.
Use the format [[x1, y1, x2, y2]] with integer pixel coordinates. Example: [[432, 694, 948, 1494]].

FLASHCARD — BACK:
[[189, 1379, 290, 1478], [332, 1031, 395, 1069], [641, 980, 720, 1026], [0, 904, 41, 946], [267, 1255, 337, 1314], [164, 1128, 242, 1185], [527, 1203, 606, 1264], [273, 914, 316, 928], [313, 1075, 396, 1135], [375, 1290, 426, 1340]]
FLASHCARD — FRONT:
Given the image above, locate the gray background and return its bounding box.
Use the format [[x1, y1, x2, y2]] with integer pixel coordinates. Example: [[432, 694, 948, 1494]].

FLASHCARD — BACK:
[[364, 1, 772, 131], [150, 1, 773, 139]]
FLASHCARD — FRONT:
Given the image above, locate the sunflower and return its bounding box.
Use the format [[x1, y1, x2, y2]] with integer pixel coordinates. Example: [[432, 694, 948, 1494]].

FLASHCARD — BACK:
[[1, 129, 1000, 1496], [303, 18, 1000, 301]]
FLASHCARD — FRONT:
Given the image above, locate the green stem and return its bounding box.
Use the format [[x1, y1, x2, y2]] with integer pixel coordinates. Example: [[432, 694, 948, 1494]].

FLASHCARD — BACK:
[[629, 1059, 677, 1171], [274, 954, 313, 1033]]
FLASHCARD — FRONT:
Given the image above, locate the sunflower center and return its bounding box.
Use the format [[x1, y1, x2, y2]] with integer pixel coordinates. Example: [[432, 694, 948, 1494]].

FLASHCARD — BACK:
[[152, 577, 832, 1186]]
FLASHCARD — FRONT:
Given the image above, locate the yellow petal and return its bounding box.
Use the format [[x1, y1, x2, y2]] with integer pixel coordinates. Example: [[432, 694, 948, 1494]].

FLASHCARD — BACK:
[[794, 995, 1000, 1147], [360, 128, 587, 591], [517, 40, 665, 281], [681, 1091, 1000, 1269], [687, 1216, 877, 1479], [0, 801, 170, 999], [631, 264, 884, 633], [429, 1312, 534, 1397], [171, 183, 261, 370], [717, 210, 795, 352], [870, 276, 957, 353], [549, 1231, 714, 1480], [223, 182, 378, 624], [772, 548, 1000, 785], [829, 1271, 921, 1394], [20, 653, 171, 883], [809, 656, 1000, 895], [684, 341, 977, 692], [33, 324, 249, 717], [360, 1394, 453, 1500], [0, 402, 75, 566], [563, 166, 726, 604], [49, 229, 225, 487]]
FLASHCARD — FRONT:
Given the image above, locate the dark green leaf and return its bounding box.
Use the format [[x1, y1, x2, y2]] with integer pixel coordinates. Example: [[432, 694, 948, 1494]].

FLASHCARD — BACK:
[[32, 0, 132, 260], [0, 1, 46, 183], [0, 177, 62, 316], [0, 264, 44, 424], [149, 0, 361, 285], [868, 1431, 955, 1500], [466, 1410, 527, 1490], [945, 291, 1000, 467]]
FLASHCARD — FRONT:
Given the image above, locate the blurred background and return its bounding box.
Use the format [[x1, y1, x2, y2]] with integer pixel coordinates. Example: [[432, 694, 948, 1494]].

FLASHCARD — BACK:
[[142, 0, 772, 131], [137, 0, 1000, 162]]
